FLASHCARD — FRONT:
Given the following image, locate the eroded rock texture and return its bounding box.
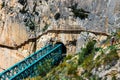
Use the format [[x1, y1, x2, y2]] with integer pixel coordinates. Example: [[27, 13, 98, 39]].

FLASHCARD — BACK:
[[0, 0, 120, 73]]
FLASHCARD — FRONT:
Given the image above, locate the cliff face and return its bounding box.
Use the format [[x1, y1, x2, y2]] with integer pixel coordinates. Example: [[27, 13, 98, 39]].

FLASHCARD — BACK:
[[0, 0, 120, 73], [0, 0, 120, 46]]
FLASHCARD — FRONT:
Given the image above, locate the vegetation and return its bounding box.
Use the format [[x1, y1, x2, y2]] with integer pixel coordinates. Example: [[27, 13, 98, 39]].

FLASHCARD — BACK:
[[69, 3, 90, 19], [82, 53, 94, 71], [26, 76, 43, 80], [78, 40, 96, 65], [1, 2, 5, 9], [28, 36, 119, 80], [67, 62, 78, 75], [42, 23, 49, 32], [63, 55, 73, 61], [102, 48, 118, 65], [112, 29, 120, 44], [89, 75, 101, 80], [25, 18, 38, 31], [18, 0, 26, 5], [38, 59, 52, 76], [112, 76, 117, 80]]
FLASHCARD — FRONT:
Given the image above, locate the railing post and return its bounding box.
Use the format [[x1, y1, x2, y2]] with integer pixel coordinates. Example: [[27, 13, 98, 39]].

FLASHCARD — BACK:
[[0, 44, 63, 80]]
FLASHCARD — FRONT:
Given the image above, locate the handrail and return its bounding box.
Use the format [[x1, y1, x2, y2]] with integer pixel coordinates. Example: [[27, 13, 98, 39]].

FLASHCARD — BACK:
[[0, 29, 110, 49], [0, 44, 52, 78], [0, 44, 62, 80], [10, 44, 62, 79]]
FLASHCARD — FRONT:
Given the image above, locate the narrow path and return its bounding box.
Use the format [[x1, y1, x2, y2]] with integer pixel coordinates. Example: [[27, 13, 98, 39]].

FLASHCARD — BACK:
[[0, 29, 110, 49]]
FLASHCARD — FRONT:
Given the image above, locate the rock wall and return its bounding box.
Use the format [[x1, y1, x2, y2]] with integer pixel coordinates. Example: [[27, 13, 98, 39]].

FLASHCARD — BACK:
[[0, 0, 120, 72], [0, 0, 120, 46], [0, 18, 28, 47]]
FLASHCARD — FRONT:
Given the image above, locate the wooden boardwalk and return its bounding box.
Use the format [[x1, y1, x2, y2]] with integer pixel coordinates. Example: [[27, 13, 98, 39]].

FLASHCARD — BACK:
[[0, 29, 110, 49]]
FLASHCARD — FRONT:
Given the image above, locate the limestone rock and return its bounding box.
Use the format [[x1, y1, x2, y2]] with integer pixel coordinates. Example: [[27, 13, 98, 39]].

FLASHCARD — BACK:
[[0, 17, 28, 47], [76, 32, 96, 53], [0, 0, 120, 75]]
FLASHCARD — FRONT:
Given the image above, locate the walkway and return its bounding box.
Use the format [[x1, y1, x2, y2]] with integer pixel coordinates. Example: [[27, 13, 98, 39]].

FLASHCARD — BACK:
[[0, 44, 63, 80], [0, 28, 110, 49]]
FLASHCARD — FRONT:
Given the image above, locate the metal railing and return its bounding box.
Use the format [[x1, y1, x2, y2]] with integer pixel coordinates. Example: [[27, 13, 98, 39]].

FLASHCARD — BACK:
[[0, 44, 62, 80]]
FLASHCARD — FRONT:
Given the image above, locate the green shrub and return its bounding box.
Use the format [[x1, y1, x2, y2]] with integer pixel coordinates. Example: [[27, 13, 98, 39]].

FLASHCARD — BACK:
[[112, 76, 117, 80], [59, 62, 68, 68], [78, 40, 96, 65], [78, 49, 85, 65], [103, 48, 118, 65], [1, 2, 5, 8], [53, 74, 60, 80], [67, 63, 78, 75], [89, 75, 101, 80], [64, 55, 73, 61], [25, 19, 37, 31], [42, 24, 49, 32], [93, 46, 119, 68], [38, 59, 52, 76], [70, 3, 90, 19], [85, 40, 96, 56], [25, 76, 43, 80], [83, 71, 92, 78], [82, 53, 94, 71]]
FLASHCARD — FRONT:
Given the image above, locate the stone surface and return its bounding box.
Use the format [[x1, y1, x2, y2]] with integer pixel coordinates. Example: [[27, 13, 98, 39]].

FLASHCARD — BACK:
[[0, 18, 28, 47], [0, 1, 120, 78], [92, 59, 120, 79]]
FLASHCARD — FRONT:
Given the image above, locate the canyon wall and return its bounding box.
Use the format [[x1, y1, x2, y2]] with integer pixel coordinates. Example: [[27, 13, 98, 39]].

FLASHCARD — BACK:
[[0, 0, 120, 72]]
